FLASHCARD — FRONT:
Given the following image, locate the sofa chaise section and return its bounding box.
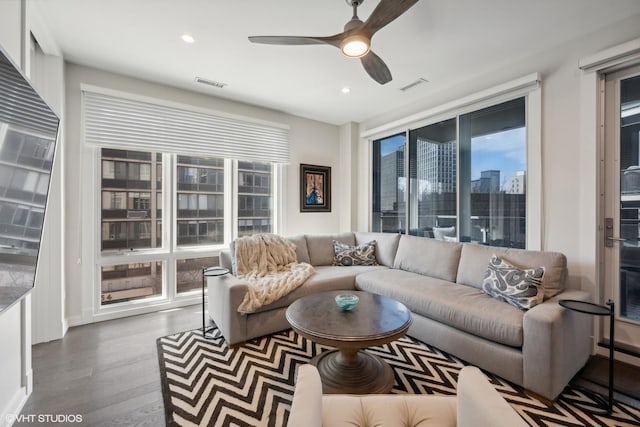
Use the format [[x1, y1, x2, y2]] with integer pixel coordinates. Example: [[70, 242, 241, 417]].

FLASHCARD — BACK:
[[355, 236, 591, 400]]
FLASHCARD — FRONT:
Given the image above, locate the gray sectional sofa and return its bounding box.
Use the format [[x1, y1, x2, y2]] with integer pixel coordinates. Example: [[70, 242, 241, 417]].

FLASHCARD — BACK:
[[207, 231, 592, 400]]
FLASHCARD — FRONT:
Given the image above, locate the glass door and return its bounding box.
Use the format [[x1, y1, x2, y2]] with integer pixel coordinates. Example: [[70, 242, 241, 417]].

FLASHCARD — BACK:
[[604, 66, 640, 354]]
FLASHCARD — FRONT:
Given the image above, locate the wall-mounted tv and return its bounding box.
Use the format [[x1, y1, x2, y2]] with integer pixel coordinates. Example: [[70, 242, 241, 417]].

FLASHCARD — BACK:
[[0, 45, 60, 314]]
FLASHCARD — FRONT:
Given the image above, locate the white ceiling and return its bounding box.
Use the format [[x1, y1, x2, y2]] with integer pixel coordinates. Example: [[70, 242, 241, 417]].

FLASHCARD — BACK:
[[33, 0, 640, 125]]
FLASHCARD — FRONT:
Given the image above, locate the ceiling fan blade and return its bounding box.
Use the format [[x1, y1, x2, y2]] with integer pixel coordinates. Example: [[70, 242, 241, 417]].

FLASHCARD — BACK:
[[360, 50, 392, 85], [248, 35, 342, 48], [361, 0, 419, 38]]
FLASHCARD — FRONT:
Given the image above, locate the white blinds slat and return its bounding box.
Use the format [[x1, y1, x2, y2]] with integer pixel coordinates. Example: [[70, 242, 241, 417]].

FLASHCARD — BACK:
[[0, 62, 59, 135], [83, 90, 289, 163]]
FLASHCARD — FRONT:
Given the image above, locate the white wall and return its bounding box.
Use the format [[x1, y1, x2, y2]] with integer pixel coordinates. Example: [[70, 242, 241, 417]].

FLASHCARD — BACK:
[[28, 13, 67, 345], [0, 304, 24, 427], [338, 122, 359, 232], [0, 2, 32, 425], [0, 1, 21, 64], [63, 64, 341, 323]]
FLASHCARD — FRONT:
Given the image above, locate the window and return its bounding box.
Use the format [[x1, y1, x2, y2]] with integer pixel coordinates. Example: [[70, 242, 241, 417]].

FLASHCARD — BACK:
[[100, 261, 163, 305], [372, 97, 527, 249], [97, 149, 277, 306], [83, 89, 287, 313], [408, 118, 457, 236], [100, 149, 161, 253], [372, 134, 407, 233], [237, 161, 273, 237], [176, 155, 225, 246]]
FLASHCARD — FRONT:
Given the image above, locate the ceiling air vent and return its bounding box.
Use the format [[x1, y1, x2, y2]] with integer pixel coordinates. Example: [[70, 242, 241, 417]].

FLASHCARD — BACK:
[[400, 77, 429, 92], [194, 76, 227, 89]]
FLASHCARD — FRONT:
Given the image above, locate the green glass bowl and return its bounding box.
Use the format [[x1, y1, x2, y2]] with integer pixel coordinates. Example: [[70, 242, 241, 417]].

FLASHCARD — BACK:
[[335, 294, 359, 311]]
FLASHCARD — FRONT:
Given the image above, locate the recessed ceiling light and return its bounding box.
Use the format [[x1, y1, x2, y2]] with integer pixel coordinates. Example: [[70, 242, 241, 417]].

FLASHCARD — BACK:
[[181, 34, 195, 44], [341, 87, 351, 94]]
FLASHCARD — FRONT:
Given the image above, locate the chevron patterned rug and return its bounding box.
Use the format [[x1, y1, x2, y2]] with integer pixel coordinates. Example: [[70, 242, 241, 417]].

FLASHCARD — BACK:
[[157, 328, 640, 427]]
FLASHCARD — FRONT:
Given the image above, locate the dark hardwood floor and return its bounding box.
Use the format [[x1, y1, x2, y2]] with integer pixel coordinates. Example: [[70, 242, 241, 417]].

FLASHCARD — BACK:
[[17, 305, 201, 426], [571, 355, 640, 409], [16, 305, 640, 426]]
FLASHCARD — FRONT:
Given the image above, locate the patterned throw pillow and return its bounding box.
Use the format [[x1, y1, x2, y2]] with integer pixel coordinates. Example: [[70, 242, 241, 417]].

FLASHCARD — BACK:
[[333, 240, 378, 266], [482, 255, 545, 310]]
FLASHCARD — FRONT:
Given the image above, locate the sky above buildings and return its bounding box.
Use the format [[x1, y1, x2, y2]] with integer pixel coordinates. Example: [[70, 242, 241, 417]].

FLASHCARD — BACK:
[[379, 127, 526, 190]]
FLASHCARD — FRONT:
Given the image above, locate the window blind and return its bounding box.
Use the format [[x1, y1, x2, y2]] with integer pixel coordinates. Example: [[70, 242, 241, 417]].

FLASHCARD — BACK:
[[82, 89, 289, 163], [0, 58, 59, 135]]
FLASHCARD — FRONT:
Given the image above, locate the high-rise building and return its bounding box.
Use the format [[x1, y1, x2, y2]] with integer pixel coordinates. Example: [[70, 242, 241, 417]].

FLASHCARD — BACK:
[[176, 155, 224, 246], [237, 161, 273, 237], [416, 138, 456, 196], [508, 171, 526, 194], [380, 147, 405, 211], [472, 170, 501, 193]]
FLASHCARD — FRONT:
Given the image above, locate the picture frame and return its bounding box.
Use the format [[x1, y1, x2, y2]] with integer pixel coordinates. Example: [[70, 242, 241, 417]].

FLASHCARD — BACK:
[[300, 163, 331, 212]]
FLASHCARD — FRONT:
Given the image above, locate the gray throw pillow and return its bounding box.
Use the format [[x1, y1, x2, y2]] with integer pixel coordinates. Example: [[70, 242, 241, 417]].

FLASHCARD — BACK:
[[333, 240, 377, 266], [482, 254, 545, 310]]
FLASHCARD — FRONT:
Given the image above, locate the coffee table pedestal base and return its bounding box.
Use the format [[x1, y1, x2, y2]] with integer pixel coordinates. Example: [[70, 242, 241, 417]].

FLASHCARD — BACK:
[[311, 348, 394, 394]]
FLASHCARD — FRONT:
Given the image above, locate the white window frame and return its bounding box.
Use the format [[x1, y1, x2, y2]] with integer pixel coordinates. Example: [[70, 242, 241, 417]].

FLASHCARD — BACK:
[[360, 73, 542, 250], [79, 145, 281, 323]]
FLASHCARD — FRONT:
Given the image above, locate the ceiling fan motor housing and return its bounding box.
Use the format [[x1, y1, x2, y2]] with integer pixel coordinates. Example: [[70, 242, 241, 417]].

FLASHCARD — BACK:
[[341, 11, 369, 57]]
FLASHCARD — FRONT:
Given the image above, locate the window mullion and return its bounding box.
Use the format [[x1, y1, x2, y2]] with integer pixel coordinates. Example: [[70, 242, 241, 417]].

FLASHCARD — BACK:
[[404, 129, 410, 235], [165, 152, 176, 300], [225, 159, 235, 243]]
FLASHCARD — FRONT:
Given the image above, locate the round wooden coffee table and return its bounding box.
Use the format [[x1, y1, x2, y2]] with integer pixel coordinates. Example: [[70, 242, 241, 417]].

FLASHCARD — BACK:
[[286, 290, 411, 394]]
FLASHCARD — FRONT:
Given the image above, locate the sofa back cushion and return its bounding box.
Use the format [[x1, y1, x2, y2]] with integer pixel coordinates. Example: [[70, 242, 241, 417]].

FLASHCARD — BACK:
[[305, 233, 355, 266], [393, 235, 463, 282], [219, 249, 233, 271], [354, 232, 401, 267], [286, 235, 311, 264], [456, 244, 566, 299]]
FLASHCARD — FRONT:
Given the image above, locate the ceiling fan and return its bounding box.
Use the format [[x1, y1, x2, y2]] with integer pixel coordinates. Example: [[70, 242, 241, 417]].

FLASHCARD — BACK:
[[248, 0, 419, 85]]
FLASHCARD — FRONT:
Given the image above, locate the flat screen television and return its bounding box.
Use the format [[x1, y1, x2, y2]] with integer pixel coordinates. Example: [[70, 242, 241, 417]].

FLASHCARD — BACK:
[[0, 45, 60, 314]]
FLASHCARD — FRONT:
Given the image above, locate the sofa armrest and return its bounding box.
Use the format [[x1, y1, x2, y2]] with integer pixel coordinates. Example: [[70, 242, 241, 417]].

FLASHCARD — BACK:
[[522, 289, 592, 399], [287, 365, 323, 427], [207, 274, 250, 345], [458, 366, 527, 427]]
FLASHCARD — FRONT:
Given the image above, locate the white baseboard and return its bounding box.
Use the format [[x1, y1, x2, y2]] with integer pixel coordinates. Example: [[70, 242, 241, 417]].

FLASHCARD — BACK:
[[0, 386, 29, 427], [62, 318, 69, 336], [24, 368, 32, 395], [65, 315, 83, 328]]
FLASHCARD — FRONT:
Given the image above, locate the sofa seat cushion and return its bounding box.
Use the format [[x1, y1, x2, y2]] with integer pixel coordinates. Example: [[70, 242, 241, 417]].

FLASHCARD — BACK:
[[356, 269, 525, 347], [249, 265, 387, 314]]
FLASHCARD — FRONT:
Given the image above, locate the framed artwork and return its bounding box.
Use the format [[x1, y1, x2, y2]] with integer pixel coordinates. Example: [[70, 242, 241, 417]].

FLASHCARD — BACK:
[[300, 163, 331, 212]]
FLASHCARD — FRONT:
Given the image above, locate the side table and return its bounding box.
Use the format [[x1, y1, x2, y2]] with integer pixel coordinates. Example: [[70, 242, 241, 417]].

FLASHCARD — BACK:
[[559, 299, 614, 414], [202, 266, 229, 338]]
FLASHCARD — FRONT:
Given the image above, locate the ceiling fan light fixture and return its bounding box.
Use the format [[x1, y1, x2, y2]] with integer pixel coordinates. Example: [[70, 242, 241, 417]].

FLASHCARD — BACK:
[[341, 34, 370, 58]]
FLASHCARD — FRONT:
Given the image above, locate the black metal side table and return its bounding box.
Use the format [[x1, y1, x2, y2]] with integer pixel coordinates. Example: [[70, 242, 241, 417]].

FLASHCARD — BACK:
[[202, 266, 229, 338], [559, 299, 615, 414]]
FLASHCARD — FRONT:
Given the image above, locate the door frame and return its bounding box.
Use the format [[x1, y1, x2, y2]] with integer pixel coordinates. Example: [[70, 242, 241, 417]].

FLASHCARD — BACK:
[[600, 65, 640, 364]]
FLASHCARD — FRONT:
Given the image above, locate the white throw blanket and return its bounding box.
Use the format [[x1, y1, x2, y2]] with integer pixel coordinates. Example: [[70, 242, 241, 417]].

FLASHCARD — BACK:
[[235, 234, 315, 313]]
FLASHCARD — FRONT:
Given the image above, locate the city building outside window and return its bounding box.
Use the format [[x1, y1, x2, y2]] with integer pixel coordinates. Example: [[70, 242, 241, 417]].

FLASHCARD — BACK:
[[372, 97, 527, 249], [98, 149, 275, 305]]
